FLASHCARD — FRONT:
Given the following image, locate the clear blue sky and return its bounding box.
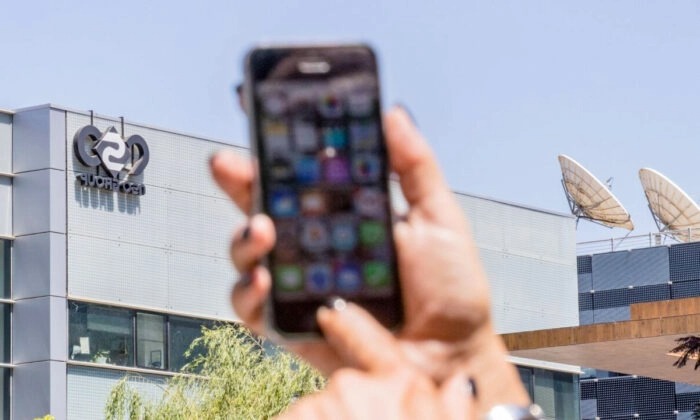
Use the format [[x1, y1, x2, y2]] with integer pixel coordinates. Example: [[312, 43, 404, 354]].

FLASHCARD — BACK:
[[2, 1, 700, 243]]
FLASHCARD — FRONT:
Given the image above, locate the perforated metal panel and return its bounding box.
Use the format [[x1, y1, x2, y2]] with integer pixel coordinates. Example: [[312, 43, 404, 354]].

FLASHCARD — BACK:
[[578, 255, 592, 274], [593, 288, 630, 309], [593, 306, 630, 323], [631, 284, 671, 304], [579, 293, 593, 311], [592, 247, 669, 291], [596, 377, 635, 417], [581, 380, 596, 399], [579, 310, 594, 325], [65, 112, 243, 319], [675, 382, 700, 394], [579, 399, 596, 419], [670, 242, 700, 282], [453, 194, 578, 333], [671, 280, 700, 299], [67, 365, 166, 420], [578, 273, 593, 292], [676, 391, 700, 411]]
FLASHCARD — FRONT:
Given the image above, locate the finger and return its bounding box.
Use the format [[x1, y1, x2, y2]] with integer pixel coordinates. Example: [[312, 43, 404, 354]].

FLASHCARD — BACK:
[[440, 373, 475, 420], [230, 214, 276, 272], [383, 107, 461, 223], [231, 265, 271, 334], [210, 150, 255, 213], [316, 301, 402, 373]]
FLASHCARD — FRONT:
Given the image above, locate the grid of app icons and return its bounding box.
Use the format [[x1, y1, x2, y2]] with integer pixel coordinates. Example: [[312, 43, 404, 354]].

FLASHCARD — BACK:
[[261, 86, 394, 298]]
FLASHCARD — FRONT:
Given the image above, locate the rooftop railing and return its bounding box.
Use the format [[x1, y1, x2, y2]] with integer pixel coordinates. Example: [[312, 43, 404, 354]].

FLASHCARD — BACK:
[[576, 228, 700, 255]]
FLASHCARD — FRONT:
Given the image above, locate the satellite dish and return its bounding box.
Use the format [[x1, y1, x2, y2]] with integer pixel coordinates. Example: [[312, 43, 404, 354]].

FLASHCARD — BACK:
[[639, 168, 700, 242], [558, 155, 634, 230]]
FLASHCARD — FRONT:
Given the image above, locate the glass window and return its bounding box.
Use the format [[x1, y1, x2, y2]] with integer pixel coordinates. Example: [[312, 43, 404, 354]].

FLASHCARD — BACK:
[[0, 305, 9, 364], [0, 240, 9, 298], [0, 368, 8, 419], [533, 368, 580, 420], [137, 313, 165, 369], [169, 316, 212, 372], [517, 366, 534, 400], [68, 302, 134, 366]]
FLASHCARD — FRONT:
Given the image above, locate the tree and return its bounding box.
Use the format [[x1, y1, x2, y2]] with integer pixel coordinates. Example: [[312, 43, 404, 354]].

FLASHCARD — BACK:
[[105, 324, 324, 419], [670, 335, 700, 370]]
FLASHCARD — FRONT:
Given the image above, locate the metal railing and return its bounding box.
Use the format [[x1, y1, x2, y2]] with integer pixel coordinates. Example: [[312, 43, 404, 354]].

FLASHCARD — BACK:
[[576, 228, 700, 255]]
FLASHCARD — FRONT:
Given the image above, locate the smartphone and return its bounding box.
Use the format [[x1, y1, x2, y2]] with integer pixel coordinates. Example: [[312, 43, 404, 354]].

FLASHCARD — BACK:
[[244, 44, 403, 337]]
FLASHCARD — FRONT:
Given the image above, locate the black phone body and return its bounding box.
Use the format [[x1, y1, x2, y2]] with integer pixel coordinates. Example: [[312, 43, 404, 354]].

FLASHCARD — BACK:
[[244, 44, 403, 337]]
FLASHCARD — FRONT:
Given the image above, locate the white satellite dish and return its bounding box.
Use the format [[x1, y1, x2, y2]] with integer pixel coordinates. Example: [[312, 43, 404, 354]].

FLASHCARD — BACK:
[[558, 155, 634, 230], [639, 168, 700, 242]]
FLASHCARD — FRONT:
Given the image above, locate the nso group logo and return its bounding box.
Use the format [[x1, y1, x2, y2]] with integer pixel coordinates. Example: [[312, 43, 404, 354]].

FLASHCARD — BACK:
[[73, 125, 150, 195]]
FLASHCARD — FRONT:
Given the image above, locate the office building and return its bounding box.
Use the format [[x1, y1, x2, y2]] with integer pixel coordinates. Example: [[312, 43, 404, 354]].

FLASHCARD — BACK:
[[0, 104, 581, 419]]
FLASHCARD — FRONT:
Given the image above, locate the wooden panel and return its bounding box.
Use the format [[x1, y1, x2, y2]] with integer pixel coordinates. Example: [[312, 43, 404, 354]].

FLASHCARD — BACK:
[[502, 313, 700, 351], [630, 297, 700, 320]]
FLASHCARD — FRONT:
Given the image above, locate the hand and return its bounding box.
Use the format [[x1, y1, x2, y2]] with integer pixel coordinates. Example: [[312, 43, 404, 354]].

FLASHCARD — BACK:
[[275, 301, 475, 420], [210, 107, 530, 413]]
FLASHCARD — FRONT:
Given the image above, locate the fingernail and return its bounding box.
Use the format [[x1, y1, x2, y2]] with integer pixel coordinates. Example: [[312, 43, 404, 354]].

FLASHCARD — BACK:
[[239, 273, 252, 287], [466, 377, 478, 398], [394, 103, 417, 126], [325, 296, 347, 312], [241, 225, 251, 241]]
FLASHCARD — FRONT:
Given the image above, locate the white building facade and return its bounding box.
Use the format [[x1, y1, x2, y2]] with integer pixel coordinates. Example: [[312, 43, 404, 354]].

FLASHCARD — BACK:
[[0, 104, 579, 419]]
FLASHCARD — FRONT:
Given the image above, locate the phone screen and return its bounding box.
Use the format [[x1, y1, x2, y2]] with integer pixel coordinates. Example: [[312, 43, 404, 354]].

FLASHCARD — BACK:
[[247, 45, 402, 335]]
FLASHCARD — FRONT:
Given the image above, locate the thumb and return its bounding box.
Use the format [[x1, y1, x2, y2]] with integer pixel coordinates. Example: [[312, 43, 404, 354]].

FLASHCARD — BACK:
[[439, 372, 476, 420], [316, 300, 402, 373]]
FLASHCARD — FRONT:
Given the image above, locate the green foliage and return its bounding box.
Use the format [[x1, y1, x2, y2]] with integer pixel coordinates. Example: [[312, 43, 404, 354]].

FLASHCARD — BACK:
[[105, 324, 325, 420]]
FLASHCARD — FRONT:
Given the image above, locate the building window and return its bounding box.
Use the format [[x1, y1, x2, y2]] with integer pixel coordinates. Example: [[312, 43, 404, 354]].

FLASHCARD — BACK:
[[0, 240, 9, 298], [136, 313, 165, 369], [0, 368, 8, 419], [68, 301, 222, 373], [0, 305, 9, 364], [169, 316, 213, 372], [68, 302, 134, 366]]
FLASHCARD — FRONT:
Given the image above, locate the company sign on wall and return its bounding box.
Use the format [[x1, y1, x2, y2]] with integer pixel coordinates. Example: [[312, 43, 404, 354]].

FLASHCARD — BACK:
[[73, 125, 149, 195]]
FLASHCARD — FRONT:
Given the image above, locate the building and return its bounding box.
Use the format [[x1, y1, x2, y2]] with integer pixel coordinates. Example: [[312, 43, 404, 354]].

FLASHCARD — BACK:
[[506, 236, 700, 419], [0, 104, 581, 419]]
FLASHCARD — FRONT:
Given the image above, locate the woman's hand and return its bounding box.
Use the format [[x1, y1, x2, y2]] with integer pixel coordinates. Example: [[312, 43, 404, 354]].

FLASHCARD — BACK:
[[211, 107, 530, 413], [275, 301, 475, 420]]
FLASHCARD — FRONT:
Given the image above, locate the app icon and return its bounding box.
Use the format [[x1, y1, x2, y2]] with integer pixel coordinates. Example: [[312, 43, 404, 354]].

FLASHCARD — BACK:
[[359, 221, 386, 247], [322, 126, 347, 149], [269, 156, 294, 181], [273, 220, 299, 262], [352, 153, 381, 183], [306, 263, 333, 294], [275, 265, 303, 292], [348, 91, 374, 117], [324, 157, 350, 183], [301, 190, 328, 216], [318, 94, 344, 118], [293, 119, 319, 152], [295, 156, 321, 184], [269, 188, 298, 218], [354, 188, 385, 218], [263, 120, 291, 158], [349, 121, 378, 151], [331, 216, 358, 252], [263, 94, 287, 116], [363, 261, 391, 288], [335, 262, 362, 293], [300, 219, 330, 253]]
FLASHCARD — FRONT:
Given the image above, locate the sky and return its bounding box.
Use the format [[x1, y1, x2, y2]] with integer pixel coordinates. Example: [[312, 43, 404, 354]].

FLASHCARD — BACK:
[[2, 1, 700, 243]]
